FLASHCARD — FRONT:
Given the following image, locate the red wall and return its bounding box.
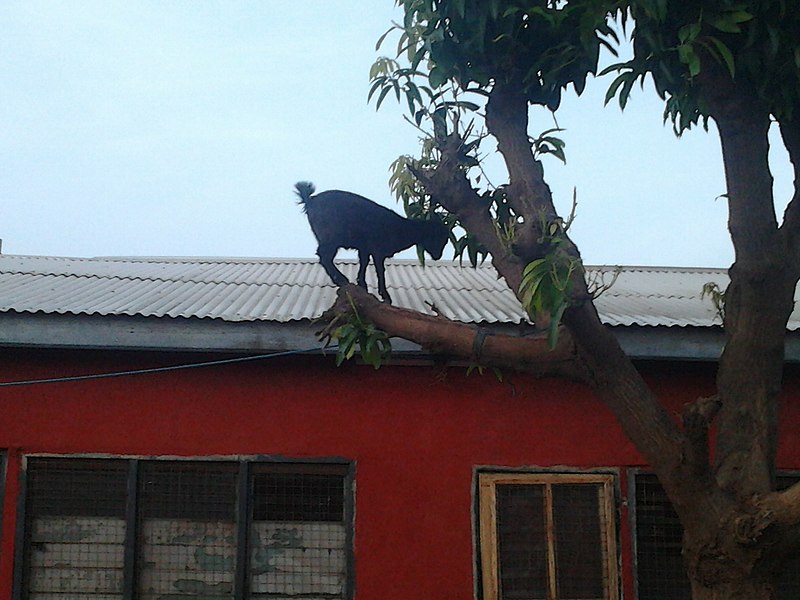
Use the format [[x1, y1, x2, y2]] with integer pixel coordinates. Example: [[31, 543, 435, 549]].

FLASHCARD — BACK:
[[1, 348, 799, 600]]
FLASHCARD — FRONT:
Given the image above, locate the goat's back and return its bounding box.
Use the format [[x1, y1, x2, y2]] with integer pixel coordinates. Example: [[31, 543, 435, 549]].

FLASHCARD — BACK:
[[303, 189, 407, 250]]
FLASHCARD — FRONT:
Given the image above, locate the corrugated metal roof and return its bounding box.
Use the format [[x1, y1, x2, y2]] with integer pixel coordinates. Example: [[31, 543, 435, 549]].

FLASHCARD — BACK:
[[0, 254, 793, 329]]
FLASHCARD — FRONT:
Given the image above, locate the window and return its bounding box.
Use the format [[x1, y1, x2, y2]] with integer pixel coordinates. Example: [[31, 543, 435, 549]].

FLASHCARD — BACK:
[[633, 472, 800, 600], [477, 472, 619, 600], [18, 457, 352, 600]]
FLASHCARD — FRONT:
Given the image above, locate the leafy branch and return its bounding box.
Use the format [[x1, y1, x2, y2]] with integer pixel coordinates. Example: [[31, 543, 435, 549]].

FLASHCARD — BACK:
[[519, 211, 581, 349], [319, 293, 392, 369], [702, 281, 726, 322]]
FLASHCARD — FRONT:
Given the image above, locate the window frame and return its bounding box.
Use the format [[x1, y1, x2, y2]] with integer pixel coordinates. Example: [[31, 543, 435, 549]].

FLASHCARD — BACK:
[[14, 454, 355, 600], [477, 471, 620, 600]]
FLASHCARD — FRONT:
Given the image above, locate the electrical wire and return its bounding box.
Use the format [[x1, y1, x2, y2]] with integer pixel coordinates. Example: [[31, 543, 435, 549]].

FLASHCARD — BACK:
[[0, 346, 335, 388]]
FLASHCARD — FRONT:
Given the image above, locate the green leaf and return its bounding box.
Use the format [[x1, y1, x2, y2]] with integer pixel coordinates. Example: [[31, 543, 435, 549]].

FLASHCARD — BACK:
[[410, 46, 427, 71], [547, 302, 568, 349], [367, 78, 385, 103], [375, 26, 394, 52], [678, 22, 701, 44], [729, 10, 754, 24], [375, 84, 393, 109], [618, 74, 636, 109], [701, 36, 736, 77], [707, 15, 742, 34], [688, 52, 701, 77], [428, 66, 449, 89], [604, 72, 629, 106]]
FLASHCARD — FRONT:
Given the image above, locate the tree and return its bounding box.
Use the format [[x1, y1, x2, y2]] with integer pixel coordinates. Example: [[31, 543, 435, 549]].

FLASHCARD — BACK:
[[321, 1, 800, 598]]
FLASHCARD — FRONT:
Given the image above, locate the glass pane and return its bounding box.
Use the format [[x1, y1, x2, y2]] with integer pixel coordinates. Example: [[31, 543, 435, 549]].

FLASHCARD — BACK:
[[552, 484, 606, 600], [249, 466, 347, 599], [138, 461, 238, 600], [495, 484, 548, 600], [25, 458, 128, 600]]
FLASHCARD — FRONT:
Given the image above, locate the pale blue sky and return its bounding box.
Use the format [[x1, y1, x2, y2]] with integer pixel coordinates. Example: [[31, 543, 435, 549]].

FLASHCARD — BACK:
[[0, 1, 793, 267]]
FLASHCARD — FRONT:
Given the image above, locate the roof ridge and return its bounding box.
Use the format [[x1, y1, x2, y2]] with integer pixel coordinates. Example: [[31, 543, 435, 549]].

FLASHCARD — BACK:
[[0, 254, 730, 270]]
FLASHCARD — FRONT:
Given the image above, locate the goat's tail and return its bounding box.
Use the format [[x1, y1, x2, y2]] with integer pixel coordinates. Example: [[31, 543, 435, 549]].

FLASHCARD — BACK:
[[294, 181, 316, 212]]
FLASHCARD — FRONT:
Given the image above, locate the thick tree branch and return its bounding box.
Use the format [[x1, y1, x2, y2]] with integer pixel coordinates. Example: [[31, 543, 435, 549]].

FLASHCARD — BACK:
[[778, 108, 800, 265], [726, 483, 800, 561], [682, 396, 721, 484], [410, 133, 527, 291], [696, 61, 779, 263], [485, 83, 560, 259], [562, 300, 688, 500], [319, 284, 586, 381], [485, 84, 550, 202], [758, 482, 800, 529]]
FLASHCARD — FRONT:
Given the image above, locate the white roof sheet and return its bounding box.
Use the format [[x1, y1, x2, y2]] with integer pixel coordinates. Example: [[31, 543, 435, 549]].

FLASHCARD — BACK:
[[0, 254, 791, 329]]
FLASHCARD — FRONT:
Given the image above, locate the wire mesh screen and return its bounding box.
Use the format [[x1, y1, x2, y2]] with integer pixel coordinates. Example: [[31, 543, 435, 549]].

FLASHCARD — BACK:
[[21, 458, 351, 600], [635, 473, 800, 600], [137, 461, 238, 600], [634, 473, 688, 600], [249, 464, 347, 599], [495, 484, 548, 600], [24, 458, 128, 600], [552, 484, 606, 600]]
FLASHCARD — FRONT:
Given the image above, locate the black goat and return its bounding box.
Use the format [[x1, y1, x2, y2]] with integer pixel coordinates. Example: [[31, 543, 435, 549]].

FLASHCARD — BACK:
[[295, 181, 448, 303]]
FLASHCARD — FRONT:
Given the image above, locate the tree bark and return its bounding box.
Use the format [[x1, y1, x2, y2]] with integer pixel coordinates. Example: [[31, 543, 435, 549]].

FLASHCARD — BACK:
[[696, 62, 799, 499], [319, 284, 585, 380], [485, 84, 560, 259]]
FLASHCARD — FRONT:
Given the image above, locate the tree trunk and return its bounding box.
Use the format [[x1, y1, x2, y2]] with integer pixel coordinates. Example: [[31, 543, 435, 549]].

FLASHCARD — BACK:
[[712, 110, 792, 496], [335, 40, 800, 598], [689, 578, 771, 600], [664, 60, 800, 600]]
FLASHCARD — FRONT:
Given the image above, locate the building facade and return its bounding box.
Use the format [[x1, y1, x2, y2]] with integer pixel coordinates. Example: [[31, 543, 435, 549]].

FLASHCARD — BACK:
[[0, 256, 799, 600]]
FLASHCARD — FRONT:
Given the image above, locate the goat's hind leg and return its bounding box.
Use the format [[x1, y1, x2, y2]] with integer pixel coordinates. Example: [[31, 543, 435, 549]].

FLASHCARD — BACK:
[[356, 250, 370, 291], [317, 245, 349, 287], [374, 257, 392, 304]]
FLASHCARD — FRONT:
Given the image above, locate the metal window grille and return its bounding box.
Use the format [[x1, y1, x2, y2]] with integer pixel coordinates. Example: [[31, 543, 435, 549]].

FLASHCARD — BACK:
[[249, 464, 348, 599], [496, 484, 548, 599], [634, 473, 800, 600], [479, 473, 617, 600], [19, 458, 351, 600], [23, 458, 129, 600], [552, 484, 606, 600], [137, 461, 239, 600], [633, 473, 686, 600]]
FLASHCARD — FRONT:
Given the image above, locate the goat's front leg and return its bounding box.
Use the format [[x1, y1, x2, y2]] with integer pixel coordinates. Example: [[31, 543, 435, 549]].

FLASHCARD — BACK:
[[317, 245, 349, 287], [356, 250, 370, 291], [374, 257, 392, 304]]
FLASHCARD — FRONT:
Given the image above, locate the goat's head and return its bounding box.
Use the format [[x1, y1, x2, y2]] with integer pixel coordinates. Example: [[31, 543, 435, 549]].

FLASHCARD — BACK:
[[420, 216, 449, 260]]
